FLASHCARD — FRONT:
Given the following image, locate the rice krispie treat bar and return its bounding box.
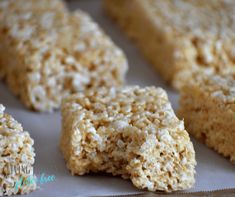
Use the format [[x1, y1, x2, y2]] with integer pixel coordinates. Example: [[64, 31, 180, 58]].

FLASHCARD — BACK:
[[0, 0, 67, 80], [0, 0, 67, 14], [0, 105, 36, 196], [60, 86, 196, 192], [0, 0, 128, 112], [104, 0, 235, 89], [178, 72, 235, 164]]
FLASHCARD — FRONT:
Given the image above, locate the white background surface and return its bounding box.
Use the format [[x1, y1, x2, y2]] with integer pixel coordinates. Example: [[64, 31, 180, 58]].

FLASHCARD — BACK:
[[1, 0, 235, 196]]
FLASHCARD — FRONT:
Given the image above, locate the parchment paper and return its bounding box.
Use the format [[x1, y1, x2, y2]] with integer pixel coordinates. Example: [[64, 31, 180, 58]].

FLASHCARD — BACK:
[[0, 0, 235, 196]]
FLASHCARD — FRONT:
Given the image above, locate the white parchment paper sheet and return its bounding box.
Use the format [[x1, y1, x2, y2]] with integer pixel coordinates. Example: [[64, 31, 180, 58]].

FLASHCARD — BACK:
[[0, 0, 235, 196]]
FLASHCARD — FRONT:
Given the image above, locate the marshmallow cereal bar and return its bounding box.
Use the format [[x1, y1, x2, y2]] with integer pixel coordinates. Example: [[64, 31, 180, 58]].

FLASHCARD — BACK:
[[178, 72, 235, 164], [104, 0, 235, 89], [0, 105, 36, 196], [60, 86, 196, 192], [0, 0, 128, 112]]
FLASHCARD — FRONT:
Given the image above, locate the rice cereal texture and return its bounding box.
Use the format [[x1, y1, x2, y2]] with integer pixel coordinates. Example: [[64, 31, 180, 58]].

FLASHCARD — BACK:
[[60, 86, 196, 192], [0, 0, 67, 80], [104, 0, 235, 89], [0, 105, 36, 196], [0, 0, 67, 14], [0, 0, 128, 112], [178, 71, 235, 164]]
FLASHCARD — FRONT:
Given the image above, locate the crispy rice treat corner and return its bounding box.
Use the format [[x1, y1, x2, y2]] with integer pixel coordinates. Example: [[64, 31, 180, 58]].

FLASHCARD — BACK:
[[178, 72, 235, 164]]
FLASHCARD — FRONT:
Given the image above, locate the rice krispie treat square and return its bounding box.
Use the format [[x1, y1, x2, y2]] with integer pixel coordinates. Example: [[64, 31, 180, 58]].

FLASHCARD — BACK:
[[0, 0, 67, 14], [0, 0, 67, 80], [104, 0, 235, 89], [0, 105, 36, 196], [60, 86, 196, 192], [178, 71, 235, 164], [0, 0, 128, 112]]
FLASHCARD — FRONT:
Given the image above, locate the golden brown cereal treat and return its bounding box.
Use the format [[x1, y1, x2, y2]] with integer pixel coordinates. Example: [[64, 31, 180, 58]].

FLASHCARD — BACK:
[[178, 71, 235, 164], [0, 0, 66, 14], [0, 104, 36, 196], [0, 0, 67, 31], [0, 0, 67, 80], [0, 2, 128, 112], [104, 0, 235, 89], [60, 86, 196, 192]]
